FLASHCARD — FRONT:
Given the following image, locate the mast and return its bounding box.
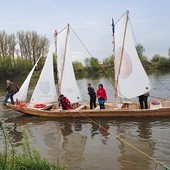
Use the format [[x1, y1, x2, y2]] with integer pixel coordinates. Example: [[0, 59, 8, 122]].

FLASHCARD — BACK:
[[54, 30, 58, 54], [54, 29, 60, 97], [115, 11, 129, 97], [112, 18, 118, 98], [58, 24, 70, 95]]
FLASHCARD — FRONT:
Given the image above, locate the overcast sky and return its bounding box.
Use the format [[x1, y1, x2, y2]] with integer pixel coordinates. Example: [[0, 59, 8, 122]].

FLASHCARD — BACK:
[[0, 0, 170, 62]]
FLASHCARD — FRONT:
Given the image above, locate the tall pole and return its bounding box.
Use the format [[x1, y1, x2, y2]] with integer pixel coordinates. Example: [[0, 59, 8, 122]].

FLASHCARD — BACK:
[[54, 29, 60, 97], [115, 11, 129, 98], [112, 18, 118, 98], [58, 24, 70, 96], [54, 30, 58, 54]]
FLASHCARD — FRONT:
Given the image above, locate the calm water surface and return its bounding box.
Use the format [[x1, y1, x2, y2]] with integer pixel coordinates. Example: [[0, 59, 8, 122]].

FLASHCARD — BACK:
[[0, 74, 170, 170]]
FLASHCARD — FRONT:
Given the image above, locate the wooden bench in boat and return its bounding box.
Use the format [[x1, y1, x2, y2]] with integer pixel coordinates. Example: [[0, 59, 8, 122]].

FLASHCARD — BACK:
[[74, 105, 86, 111], [114, 103, 124, 110], [114, 101, 139, 110]]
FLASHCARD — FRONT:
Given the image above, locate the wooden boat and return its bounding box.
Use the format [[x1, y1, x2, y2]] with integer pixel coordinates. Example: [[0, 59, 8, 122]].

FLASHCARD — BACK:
[[7, 11, 170, 117], [7, 100, 170, 117]]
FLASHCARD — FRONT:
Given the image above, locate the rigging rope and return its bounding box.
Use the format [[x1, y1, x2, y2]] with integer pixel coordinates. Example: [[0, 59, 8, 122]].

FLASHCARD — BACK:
[[152, 75, 170, 101], [67, 23, 169, 169], [78, 110, 170, 170], [70, 24, 135, 103]]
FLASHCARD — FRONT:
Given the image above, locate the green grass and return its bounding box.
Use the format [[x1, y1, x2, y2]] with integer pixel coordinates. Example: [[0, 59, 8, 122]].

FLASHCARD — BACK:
[[0, 120, 65, 170]]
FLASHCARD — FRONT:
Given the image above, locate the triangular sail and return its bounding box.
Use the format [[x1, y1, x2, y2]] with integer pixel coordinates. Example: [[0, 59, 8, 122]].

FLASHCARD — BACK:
[[114, 11, 152, 99], [13, 57, 41, 102], [57, 25, 82, 103], [30, 46, 57, 104]]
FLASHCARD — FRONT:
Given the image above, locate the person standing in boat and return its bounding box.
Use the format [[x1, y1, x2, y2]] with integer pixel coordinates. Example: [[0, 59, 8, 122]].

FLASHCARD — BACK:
[[3, 80, 19, 105], [87, 83, 96, 109], [139, 93, 150, 109], [58, 94, 72, 110], [96, 84, 107, 109]]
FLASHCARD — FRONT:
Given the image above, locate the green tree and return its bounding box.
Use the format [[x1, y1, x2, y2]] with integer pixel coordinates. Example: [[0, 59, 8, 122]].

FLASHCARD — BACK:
[[17, 31, 49, 66], [73, 61, 84, 71], [136, 43, 145, 59], [89, 57, 100, 70], [0, 31, 16, 58], [84, 57, 100, 76], [103, 55, 114, 66], [84, 58, 90, 67], [151, 54, 170, 70], [136, 44, 151, 71]]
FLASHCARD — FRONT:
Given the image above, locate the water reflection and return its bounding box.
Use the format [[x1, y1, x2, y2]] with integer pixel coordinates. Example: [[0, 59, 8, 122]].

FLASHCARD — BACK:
[[2, 116, 170, 169], [8, 123, 23, 145], [137, 120, 152, 139], [90, 122, 99, 139], [115, 118, 156, 170], [1, 73, 170, 169]]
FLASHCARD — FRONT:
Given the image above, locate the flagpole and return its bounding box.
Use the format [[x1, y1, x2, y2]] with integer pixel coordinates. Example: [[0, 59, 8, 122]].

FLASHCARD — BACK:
[[112, 18, 118, 98]]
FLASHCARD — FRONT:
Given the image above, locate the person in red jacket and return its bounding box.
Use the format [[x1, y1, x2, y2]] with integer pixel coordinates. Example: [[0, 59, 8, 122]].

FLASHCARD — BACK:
[[58, 94, 72, 110], [96, 84, 107, 109]]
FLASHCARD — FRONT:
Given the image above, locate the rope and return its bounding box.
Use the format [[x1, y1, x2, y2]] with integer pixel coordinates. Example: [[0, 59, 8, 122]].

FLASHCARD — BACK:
[[0, 105, 11, 112], [150, 95, 170, 102], [70, 24, 135, 104], [77, 111, 170, 170]]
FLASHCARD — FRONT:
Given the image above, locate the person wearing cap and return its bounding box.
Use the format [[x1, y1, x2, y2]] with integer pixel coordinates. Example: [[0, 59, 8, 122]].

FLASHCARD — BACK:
[[3, 80, 19, 105], [96, 84, 107, 109], [87, 83, 96, 109]]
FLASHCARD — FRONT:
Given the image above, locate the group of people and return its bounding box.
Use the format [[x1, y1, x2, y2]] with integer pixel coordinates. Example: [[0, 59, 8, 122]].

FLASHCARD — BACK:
[[3, 79, 149, 110], [58, 83, 107, 110], [87, 83, 107, 109]]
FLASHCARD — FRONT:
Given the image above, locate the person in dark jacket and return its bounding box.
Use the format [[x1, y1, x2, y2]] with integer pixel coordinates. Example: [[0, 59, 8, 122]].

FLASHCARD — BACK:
[[3, 80, 19, 105], [87, 83, 96, 109], [139, 93, 150, 109], [58, 94, 72, 110]]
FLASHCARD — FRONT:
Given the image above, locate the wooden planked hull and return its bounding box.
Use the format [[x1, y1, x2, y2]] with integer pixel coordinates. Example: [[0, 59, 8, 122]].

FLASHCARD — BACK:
[[7, 103, 170, 118]]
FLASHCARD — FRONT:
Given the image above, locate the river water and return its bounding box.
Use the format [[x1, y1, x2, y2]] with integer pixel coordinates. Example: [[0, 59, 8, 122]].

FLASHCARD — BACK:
[[0, 74, 170, 170]]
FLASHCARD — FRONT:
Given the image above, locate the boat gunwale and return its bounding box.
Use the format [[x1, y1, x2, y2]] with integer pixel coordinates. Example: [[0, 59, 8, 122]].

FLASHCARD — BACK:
[[7, 103, 170, 118]]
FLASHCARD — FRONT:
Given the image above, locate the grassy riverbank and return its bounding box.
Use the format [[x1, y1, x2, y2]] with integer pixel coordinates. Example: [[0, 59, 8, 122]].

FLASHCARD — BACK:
[[0, 121, 65, 170]]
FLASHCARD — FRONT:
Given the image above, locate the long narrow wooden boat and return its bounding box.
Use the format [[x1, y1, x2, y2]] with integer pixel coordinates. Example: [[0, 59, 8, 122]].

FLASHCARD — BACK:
[[7, 100, 170, 117], [7, 11, 170, 118]]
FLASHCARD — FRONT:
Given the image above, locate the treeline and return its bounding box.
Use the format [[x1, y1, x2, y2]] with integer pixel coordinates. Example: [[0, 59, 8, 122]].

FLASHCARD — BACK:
[[73, 44, 170, 77], [0, 30, 49, 78], [0, 29, 170, 78]]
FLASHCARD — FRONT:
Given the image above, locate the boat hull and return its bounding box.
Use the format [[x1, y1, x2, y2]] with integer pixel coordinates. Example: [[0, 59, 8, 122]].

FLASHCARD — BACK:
[[7, 103, 170, 118]]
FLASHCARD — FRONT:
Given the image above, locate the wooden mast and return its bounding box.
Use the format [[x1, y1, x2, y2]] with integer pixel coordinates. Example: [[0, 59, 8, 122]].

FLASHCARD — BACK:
[[58, 24, 70, 96], [54, 30, 60, 97], [115, 11, 129, 98]]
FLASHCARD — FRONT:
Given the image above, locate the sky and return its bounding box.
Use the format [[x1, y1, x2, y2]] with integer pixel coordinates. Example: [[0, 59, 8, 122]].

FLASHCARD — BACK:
[[0, 0, 170, 62]]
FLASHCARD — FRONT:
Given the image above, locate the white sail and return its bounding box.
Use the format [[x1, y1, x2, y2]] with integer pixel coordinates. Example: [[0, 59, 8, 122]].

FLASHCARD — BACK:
[[57, 25, 82, 103], [13, 57, 41, 102], [30, 46, 57, 104], [114, 11, 152, 99]]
